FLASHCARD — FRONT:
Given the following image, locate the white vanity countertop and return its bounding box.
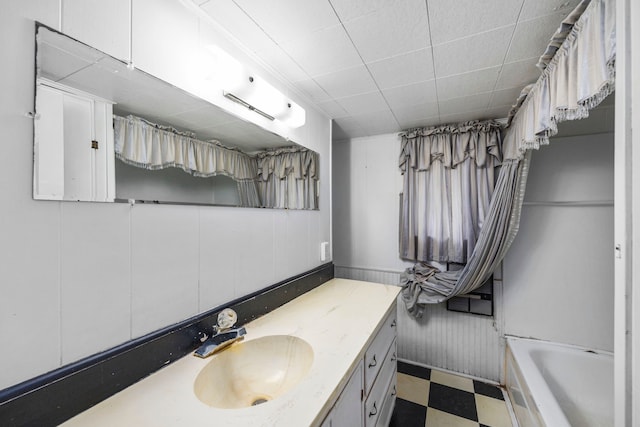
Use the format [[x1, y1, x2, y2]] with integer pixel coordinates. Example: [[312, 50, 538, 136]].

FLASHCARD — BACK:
[[61, 278, 400, 427]]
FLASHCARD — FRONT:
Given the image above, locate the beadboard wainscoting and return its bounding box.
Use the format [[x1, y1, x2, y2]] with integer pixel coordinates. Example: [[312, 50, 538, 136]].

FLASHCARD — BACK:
[[335, 266, 505, 383]]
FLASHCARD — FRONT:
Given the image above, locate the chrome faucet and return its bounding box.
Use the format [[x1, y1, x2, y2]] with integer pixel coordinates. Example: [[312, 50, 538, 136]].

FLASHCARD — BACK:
[[194, 308, 246, 358]]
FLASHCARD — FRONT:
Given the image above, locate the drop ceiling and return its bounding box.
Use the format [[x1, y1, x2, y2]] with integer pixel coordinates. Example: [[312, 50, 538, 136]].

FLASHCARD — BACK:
[[191, 0, 581, 140]]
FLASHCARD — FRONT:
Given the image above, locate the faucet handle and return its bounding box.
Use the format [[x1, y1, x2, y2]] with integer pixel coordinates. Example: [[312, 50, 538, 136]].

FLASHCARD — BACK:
[[217, 308, 238, 330]]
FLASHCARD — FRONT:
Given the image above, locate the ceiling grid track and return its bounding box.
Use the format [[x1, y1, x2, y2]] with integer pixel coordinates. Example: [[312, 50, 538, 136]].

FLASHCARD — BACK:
[[229, 0, 335, 107], [327, 0, 399, 136], [487, 0, 527, 111], [423, 0, 440, 125]]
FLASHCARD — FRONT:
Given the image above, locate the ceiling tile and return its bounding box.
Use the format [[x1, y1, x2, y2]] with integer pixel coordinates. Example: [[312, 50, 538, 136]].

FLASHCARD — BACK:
[[397, 115, 441, 130], [489, 87, 524, 108], [315, 99, 349, 118], [280, 25, 362, 77], [293, 78, 332, 102], [313, 65, 378, 99], [195, 0, 583, 141], [382, 80, 437, 109], [440, 105, 511, 125], [343, 0, 430, 63], [438, 93, 492, 116], [329, 0, 388, 22], [352, 109, 400, 135], [258, 48, 310, 83], [439, 110, 486, 125], [433, 25, 514, 78], [233, 0, 340, 45], [520, 0, 581, 21], [495, 57, 540, 90], [428, 0, 524, 45], [484, 105, 511, 118], [335, 91, 389, 116], [201, 0, 267, 48], [167, 105, 236, 131], [505, 12, 567, 63], [392, 102, 440, 124], [436, 66, 501, 101], [39, 50, 94, 82], [201, 1, 310, 83], [367, 48, 434, 90]]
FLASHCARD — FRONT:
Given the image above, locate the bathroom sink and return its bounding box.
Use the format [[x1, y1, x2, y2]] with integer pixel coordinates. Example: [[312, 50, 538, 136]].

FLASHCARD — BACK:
[[193, 335, 314, 408]]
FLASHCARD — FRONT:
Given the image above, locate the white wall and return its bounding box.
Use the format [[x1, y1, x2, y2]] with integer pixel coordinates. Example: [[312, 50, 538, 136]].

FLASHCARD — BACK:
[[115, 161, 241, 206], [503, 132, 614, 351], [0, 0, 331, 390], [332, 134, 413, 272], [333, 128, 614, 382], [332, 134, 504, 381]]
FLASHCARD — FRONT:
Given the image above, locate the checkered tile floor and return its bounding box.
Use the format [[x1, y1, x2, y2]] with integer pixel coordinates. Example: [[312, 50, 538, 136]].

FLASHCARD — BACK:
[[390, 361, 513, 427]]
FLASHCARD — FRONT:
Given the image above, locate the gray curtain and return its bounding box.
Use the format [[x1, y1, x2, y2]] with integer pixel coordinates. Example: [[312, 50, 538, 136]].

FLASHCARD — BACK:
[[237, 180, 261, 207], [255, 147, 319, 210], [113, 115, 258, 181], [399, 121, 502, 264], [113, 114, 263, 207], [401, 0, 615, 316], [402, 154, 530, 315]]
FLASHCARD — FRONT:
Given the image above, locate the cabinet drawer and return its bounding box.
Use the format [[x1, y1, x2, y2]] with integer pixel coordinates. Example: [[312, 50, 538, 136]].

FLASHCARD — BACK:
[[376, 376, 397, 427], [364, 308, 397, 394], [364, 339, 397, 427]]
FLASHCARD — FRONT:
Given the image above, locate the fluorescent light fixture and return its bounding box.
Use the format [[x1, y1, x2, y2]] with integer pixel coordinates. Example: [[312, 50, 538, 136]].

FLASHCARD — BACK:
[[280, 101, 306, 128], [207, 45, 306, 128], [223, 91, 275, 121]]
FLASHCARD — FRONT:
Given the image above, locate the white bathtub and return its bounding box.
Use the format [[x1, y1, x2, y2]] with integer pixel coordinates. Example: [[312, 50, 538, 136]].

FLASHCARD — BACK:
[[505, 337, 613, 427]]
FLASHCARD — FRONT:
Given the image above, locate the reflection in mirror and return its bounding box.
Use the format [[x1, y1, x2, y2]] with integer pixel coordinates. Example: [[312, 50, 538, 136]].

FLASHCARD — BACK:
[[33, 25, 319, 210]]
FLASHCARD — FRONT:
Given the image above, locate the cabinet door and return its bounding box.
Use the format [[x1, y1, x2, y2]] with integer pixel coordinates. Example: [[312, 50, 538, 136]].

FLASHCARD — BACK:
[[332, 360, 364, 427], [34, 85, 65, 200], [34, 82, 115, 202], [62, 93, 93, 201]]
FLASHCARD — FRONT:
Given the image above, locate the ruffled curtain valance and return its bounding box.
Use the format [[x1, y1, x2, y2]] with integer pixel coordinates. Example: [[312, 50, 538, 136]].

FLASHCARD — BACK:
[[114, 115, 258, 181], [255, 147, 318, 181], [255, 147, 319, 210], [399, 121, 502, 171], [399, 120, 503, 264], [504, 0, 615, 159], [400, 0, 615, 315]]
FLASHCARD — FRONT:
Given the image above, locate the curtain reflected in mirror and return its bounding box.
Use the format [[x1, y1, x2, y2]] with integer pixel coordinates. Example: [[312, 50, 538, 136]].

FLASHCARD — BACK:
[[33, 24, 319, 210], [113, 114, 317, 209]]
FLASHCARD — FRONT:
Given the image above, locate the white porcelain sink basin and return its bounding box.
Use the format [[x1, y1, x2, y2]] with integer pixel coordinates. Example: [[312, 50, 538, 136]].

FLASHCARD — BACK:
[[193, 335, 314, 409]]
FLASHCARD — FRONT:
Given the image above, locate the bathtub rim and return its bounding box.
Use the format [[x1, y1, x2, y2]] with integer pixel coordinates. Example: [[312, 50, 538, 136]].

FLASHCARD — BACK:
[[505, 335, 613, 427]]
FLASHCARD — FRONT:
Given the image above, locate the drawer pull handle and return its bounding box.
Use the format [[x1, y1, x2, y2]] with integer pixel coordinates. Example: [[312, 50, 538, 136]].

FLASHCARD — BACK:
[[390, 319, 396, 328], [391, 352, 397, 362], [368, 355, 377, 368], [369, 402, 378, 417], [391, 385, 397, 396]]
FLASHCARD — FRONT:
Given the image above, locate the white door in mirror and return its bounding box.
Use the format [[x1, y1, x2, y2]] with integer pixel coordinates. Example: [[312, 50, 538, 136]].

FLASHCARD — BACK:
[[34, 79, 115, 202]]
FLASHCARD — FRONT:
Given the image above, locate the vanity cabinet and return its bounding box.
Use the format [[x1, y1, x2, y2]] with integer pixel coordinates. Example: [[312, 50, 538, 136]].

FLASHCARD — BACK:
[[321, 307, 397, 427], [321, 361, 363, 427]]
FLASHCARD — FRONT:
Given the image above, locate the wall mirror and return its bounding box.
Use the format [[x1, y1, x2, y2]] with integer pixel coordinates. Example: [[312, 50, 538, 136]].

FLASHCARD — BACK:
[[33, 25, 319, 210]]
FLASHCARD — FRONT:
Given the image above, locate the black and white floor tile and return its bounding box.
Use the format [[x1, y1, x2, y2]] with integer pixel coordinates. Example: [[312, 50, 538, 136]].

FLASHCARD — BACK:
[[390, 361, 513, 427]]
